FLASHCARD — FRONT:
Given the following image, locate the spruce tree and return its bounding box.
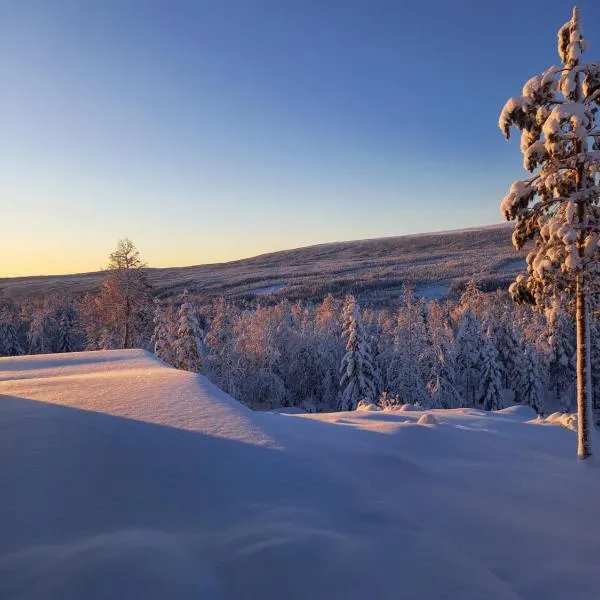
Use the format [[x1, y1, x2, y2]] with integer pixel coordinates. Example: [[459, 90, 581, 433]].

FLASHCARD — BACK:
[[339, 295, 377, 410], [57, 310, 74, 353], [151, 298, 175, 365], [478, 336, 503, 411], [455, 308, 483, 406], [0, 310, 23, 357], [499, 7, 600, 457], [519, 344, 545, 415], [174, 294, 205, 373], [389, 287, 428, 404]]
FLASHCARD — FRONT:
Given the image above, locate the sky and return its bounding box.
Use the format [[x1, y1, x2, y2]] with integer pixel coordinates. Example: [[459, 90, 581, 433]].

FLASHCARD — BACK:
[[2, 0, 600, 277]]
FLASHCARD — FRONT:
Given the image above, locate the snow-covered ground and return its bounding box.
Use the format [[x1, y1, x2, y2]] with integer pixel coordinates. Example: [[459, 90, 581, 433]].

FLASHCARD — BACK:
[[1, 350, 599, 600]]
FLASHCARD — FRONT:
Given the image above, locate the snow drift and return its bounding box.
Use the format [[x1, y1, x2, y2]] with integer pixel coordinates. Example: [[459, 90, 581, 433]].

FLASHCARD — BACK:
[[1, 350, 599, 600]]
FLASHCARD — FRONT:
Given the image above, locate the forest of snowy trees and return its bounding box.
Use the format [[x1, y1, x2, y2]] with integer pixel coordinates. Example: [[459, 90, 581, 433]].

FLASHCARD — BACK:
[[1, 262, 595, 416]]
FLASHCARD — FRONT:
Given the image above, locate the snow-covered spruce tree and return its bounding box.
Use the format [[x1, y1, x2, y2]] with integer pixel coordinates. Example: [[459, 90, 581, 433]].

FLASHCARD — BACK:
[[205, 297, 240, 396], [478, 316, 503, 411], [173, 294, 205, 373], [546, 299, 576, 410], [427, 348, 463, 409], [56, 310, 74, 353], [389, 287, 428, 405], [499, 7, 600, 457], [151, 298, 175, 365], [519, 343, 545, 415], [455, 308, 484, 407], [339, 295, 378, 410], [496, 310, 526, 393], [425, 301, 462, 408], [0, 310, 23, 357]]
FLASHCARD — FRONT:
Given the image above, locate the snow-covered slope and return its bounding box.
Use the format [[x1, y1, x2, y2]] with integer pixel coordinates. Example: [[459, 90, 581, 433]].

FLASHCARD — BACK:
[[1, 351, 599, 600], [0, 224, 518, 302]]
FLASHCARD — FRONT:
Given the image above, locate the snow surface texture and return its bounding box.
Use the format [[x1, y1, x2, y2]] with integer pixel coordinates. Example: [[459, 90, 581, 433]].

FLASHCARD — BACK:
[[1, 350, 599, 600]]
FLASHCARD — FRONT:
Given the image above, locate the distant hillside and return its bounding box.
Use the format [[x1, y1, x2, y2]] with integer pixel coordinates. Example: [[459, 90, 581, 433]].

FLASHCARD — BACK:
[[0, 224, 523, 303]]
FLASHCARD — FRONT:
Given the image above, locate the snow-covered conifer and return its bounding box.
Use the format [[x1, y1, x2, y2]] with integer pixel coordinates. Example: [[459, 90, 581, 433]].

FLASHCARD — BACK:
[[174, 295, 205, 373], [0, 310, 23, 357], [455, 308, 484, 406], [57, 310, 75, 353], [499, 7, 600, 457], [519, 344, 545, 415], [339, 295, 377, 410], [389, 287, 428, 405], [151, 298, 175, 365], [478, 318, 503, 411], [546, 300, 576, 410]]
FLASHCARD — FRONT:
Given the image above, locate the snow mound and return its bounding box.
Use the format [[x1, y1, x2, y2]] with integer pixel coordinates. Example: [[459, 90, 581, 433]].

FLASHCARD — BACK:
[[356, 400, 381, 412], [396, 403, 420, 412], [267, 407, 307, 415], [0, 349, 273, 447], [1, 351, 600, 600], [417, 413, 439, 425], [497, 405, 538, 419], [533, 412, 578, 432]]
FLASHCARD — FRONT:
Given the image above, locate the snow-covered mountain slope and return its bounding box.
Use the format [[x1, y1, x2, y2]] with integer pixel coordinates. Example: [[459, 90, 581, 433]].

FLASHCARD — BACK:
[[1, 350, 599, 600], [0, 224, 519, 302]]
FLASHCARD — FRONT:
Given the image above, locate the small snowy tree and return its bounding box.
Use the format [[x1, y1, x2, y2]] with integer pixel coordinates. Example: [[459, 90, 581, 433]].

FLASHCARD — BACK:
[[339, 295, 377, 410], [499, 7, 600, 457], [0, 310, 23, 357], [173, 295, 205, 373], [427, 349, 463, 409], [546, 300, 576, 410], [519, 344, 545, 415], [151, 298, 175, 365], [56, 310, 75, 353], [478, 330, 503, 411]]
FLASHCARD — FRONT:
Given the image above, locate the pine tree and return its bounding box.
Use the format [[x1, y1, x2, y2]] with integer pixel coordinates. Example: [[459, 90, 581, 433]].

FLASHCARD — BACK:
[[151, 298, 175, 365], [339, 295, 377, 410], [174, 295, 205, 373], [499, 7, 600, 457]]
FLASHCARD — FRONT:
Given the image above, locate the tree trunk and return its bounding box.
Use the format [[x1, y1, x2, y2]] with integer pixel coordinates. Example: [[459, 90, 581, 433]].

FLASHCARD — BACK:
[[576, 274, 593, 459]]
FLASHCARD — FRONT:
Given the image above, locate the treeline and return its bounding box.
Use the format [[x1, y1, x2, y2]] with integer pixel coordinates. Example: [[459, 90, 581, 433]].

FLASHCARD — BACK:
[[2, 271, 597, 414]]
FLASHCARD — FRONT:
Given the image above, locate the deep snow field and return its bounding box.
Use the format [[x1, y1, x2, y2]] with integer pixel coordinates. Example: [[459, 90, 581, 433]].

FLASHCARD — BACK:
[[1, 350, 599, 600]]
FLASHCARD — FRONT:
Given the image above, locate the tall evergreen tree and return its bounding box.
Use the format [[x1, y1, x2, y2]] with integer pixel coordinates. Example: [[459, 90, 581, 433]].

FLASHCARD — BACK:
[[499, 7, 600, 457], [339, 295, 378, 410]]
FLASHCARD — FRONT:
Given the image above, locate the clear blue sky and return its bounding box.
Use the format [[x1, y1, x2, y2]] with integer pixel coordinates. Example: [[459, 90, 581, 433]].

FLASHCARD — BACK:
[[2, 0, 600, 275]]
